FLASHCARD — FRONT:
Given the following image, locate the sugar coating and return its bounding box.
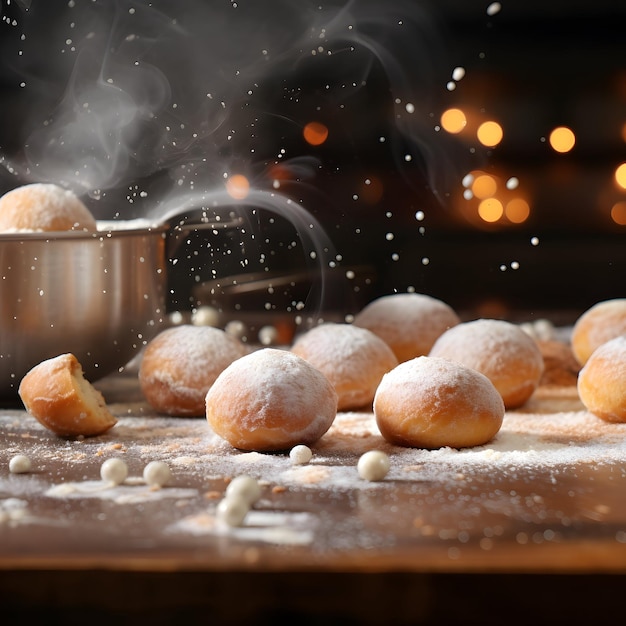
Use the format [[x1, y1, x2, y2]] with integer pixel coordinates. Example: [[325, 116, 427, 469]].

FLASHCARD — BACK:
[[571, 299, 626, 366], [578, 335, 626, 423], [374, 356, 505, 449], [206, 348, 338, 452], [0, 183, 97, 232], [428, 318, 544, 409], [139, 324, 249, 416], [291, 322, 398, 410], [353, 293, 460, 363]]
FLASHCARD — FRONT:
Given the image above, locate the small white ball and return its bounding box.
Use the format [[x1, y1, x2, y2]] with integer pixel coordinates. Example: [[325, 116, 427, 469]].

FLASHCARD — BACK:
[[192, 305, 219, 327], [100, 458, 128, 485], [142, 461, 172, 487], [216, 496, 249, 527], [258, 325, 279, 346], [225, 475, 262, 505], [357, 450, 390, 482], [289, 444, 312, 465], [9, 454, 31, 474]]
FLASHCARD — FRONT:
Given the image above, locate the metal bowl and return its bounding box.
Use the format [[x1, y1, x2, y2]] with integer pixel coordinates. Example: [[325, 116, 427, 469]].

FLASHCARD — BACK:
[[0, 225, 169, 400]]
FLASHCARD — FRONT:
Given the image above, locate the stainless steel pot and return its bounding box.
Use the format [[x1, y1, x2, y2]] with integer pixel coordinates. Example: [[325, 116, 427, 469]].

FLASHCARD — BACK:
[[0, 225, 168, 400], [0, 211, 242, 401]]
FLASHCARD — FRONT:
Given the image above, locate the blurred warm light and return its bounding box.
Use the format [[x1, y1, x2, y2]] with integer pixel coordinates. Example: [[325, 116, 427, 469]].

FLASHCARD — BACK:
[[477, 121, 503, 147], [441, 108, 467, 134], [505, 198, 530, 224], [472, 174, 497, 199], [621, 122, 626, 143], [303, 121, 329, 146], [225, 174, 250, 200], [615, 163, 626, 190], [478, 198, 503, 222], [611, 201, 626, 225], [549, 126, 576, 153]]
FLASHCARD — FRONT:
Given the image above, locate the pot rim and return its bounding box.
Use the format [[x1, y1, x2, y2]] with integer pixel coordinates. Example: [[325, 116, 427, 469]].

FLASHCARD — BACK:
[[0, 222, 170, 242]]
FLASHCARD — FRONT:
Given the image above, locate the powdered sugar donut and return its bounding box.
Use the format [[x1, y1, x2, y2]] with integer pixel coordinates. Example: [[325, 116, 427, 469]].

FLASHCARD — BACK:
[[205, 348, 338, 452], [428, 318, 544, 409], [139, 325, 249, 416], [291, 322, 398, 411], [571, 299, 626, 366], [353, 293, 460, 363], [374, 356, 505, 449], [577, 335, 626, 423], [0, 183, 97, 232]]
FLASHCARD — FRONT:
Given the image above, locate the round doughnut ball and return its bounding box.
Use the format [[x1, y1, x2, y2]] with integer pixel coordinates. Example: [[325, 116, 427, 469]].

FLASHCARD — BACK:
[[571, 299, 626, 366], [577, 335, 626, 423], [374, 356, 505, 449], [428, 318, 544, 409], [0, 183, 97, 232], [291, 322, 398, 411], [139, 325, 249, 416], [206, 348, 338, 452], [353, 293, 460, 363]]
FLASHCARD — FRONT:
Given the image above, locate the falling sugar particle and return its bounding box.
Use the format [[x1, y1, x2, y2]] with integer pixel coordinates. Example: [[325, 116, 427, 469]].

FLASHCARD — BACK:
[[446, 81, 456, 91], [462, 173, 474, 187], [422, 257, 430, 265], [487, 2, 502, 16], [506, 177, 519, 190], [385, 233, 394, 241], [405, 103, 415, 114], [511, 261, 520, 270], [415, 211, 424, 221], [531, 236, 539, 246], [452, 67, 465, 81]]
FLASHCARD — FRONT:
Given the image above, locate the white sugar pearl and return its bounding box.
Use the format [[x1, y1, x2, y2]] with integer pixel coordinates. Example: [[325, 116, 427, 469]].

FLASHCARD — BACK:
[[289, 444, 312, 465], [143, 461, 172, 487], [357, 450, 390, 482], [9, 454, 31, 474], [216, 496, 249, 527], [100, 458, 128, 485], [225, 475, 261, 505]]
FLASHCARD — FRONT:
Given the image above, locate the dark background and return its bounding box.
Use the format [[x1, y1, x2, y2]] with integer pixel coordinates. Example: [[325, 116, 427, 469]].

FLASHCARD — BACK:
[[1, 0, 625, 323]]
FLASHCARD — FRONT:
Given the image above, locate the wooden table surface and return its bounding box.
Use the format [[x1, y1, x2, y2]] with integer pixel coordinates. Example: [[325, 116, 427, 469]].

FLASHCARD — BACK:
[[1, 367, 626, 625]]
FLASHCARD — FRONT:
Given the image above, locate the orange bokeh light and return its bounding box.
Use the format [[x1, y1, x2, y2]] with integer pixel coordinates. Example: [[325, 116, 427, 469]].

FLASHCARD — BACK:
[[226, 174, 250, 200], [303, 121, 329, 146]]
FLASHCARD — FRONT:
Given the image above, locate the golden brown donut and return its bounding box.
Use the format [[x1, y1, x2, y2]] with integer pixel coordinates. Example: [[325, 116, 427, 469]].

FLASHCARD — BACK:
[[428, 318, 544, 409], [571, 299, 626, 366], [139, 324, 249, 416], [577, 335, 626, 423], [205, 348, 338, 452], [18, 353, 117, 437], [374, 356, 504, 449], [352, 292, 460, 363], [0, 183, 97, 232], [291, 322, 398, 411]]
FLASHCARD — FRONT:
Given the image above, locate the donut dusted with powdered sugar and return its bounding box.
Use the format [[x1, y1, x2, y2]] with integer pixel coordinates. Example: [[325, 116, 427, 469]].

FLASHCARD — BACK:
[[139, 325, 249, 416], [205, 348, 338, 452], [291, 322, 398, 411], [0, 183, 97, 232], [428, 318, 544, 409], [374, 356, 505, 449], [352, 293, 460, 363]]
